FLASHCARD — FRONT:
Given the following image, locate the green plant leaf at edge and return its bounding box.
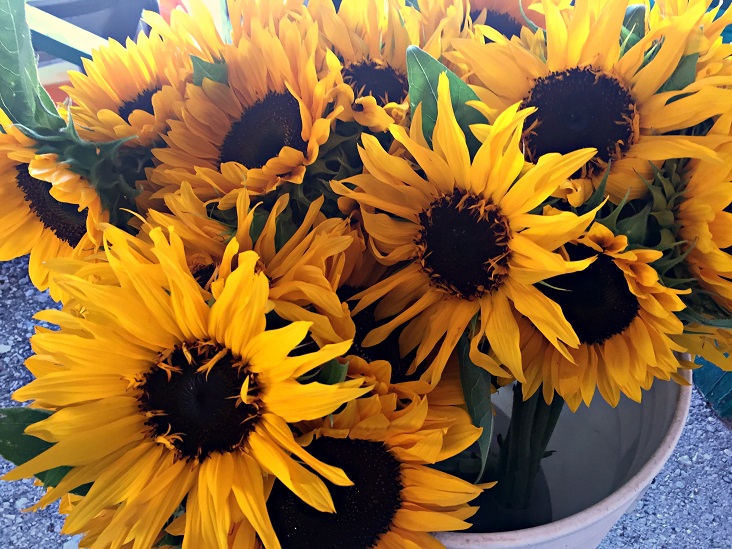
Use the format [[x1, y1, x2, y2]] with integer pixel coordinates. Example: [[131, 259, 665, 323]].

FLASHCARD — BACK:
[[406, 46, 487, 157], [0, 0, 64, 131], [317, 358, 349, 385], [457, 333, 494, 484], [0, 407, 88, 496], [191, 55, 229, 87], [658, 53, 699, 94]]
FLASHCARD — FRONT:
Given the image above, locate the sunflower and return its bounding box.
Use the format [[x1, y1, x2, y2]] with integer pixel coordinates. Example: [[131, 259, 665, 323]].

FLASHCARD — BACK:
[[3, 226, 370, 548], [673, 325, 732, 372], [468, 0, 552, 40], [63, 180, 358, 346], [345, 346, 469, 403], [308, 0, 459, 132], [648, 0, 732, 80], [0, 110, 104, 291], [405, 0, 468, 51], [333, 218, 460, 395], [225, 194, 357, 345], [227, 0, 315, 43], [675, 114, 732, 313], [142, 0, 226, 59], [519, 222, 688, 411], [266, 392, 485, 549], [332, 73, 599, 387], [452, 0, 731, 205], [58, 495, 160, 549], [61, 30, 190, 147], [139, 181, 237, 278], [137, 183, 357, 346], [148, 11, 343, 199], [145, 0, 303, 52]]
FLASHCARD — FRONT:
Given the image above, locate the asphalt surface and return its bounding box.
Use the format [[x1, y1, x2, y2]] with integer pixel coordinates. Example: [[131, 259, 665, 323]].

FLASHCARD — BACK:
[[0, 255, 730, 549]]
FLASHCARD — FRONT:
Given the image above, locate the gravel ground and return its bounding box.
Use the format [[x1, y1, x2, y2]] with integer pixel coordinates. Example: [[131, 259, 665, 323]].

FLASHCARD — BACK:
[[0, 255, 731, 549]]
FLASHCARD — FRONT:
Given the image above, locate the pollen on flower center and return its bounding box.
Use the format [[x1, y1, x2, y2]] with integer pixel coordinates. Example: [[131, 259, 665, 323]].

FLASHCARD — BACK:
[[521, 67, 636, 174], [415, 189, 511, 300], [342, 60, 409, 106], [138, 342, 261, 461], [14, 165, 87, 247], [117, 87, 159, 121], [219, 91, 308, 169], [267, 437, 403, 549], [537, 246, 640, 344]]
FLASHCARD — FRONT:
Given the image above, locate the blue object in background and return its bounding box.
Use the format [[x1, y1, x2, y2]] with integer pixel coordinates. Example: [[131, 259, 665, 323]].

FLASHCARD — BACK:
[[694, 358, 732, 419], [714, 0, 732, 42], [27, 0, 159, 66]]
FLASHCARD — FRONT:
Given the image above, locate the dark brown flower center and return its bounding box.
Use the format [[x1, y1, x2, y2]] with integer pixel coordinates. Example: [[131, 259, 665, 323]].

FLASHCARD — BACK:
[[342, 60, 408, 107], [219, 92, 307, 169], [536, 245, 640, 344], [471, 9, 524, 40], [14, 165, 87, 247], [139, 342, 261, 461], [267, 437, 403, 549], [521, 67, 636, 176], [118, 88, 158, 121], [416, 189, 511, 300], [190, 262, 217, 291]]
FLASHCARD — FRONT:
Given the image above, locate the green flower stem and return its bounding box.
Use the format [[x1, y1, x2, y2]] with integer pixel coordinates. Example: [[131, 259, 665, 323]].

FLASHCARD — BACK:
[[494, 384, 565, 510]]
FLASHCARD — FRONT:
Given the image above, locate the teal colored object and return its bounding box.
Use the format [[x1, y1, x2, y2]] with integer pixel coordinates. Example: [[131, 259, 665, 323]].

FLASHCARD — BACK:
[[693, 358, 732, 419], [723, 26, 732, 44], [716, 1, 732, 43]]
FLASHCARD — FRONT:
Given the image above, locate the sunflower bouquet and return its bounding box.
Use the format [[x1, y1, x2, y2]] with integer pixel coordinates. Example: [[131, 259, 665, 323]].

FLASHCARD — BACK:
[[1, 0, 732, 546]]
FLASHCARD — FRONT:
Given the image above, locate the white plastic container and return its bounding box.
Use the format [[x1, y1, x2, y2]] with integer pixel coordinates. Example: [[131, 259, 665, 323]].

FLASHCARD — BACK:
[[437, 369, 692, 549]]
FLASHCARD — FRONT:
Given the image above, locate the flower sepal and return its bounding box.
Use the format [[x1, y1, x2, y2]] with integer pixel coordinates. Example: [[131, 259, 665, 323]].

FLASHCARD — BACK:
[[15, 116, 144, 227]]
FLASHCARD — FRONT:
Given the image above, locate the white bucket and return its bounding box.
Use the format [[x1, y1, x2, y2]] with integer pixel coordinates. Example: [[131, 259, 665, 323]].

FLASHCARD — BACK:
[[437, 369, 692, 549]]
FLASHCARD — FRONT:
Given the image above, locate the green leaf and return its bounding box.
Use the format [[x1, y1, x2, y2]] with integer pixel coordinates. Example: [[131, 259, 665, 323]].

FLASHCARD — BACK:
[[638, 38, 662, 72], [658, 53, 699, 93], [457, 333, 494, 483], [274, 203, 298, 251], [191, 55, 229, 87], [0, 0, 63, 130], [249, 207, 269, 246], [35, 465, 71, 488], [595, 190, 631, 234], [406, 46, 487, 157], [620, 27, 640, 57], [317, 358, 348, 385], [616, 202, 652, 246], [37, 465, 92, 497], [0, 407, 53, 464], [623, 4, 646, 40], [0, 407, 90, 496], [156, 533, 183, 549]]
